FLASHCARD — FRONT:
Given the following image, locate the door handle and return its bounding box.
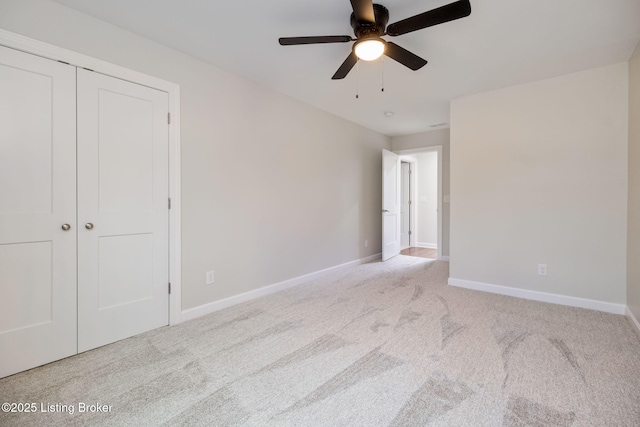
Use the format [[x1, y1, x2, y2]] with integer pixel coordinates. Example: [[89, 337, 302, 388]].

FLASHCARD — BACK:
[[85, 223, 94, 230], [61, 223, 71, 231], [382, 209, 390, 213]]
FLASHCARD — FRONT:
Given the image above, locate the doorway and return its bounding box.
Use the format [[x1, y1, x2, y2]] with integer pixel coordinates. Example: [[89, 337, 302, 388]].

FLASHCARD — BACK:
[[397, 147, 442, 260]]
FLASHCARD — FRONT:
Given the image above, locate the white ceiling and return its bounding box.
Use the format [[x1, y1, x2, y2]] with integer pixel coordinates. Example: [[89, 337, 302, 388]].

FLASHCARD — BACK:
[[52, 0, 640, 136]]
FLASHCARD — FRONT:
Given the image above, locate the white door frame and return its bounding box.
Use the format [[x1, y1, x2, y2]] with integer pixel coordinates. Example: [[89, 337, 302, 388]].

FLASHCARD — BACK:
[[400, 159, 417, 249], [397, 146, 443, 261], [0, 29, 183, 325]]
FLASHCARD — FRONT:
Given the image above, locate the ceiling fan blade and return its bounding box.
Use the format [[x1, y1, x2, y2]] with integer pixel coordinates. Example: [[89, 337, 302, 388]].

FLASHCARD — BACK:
[[386, 0, 471, 36], [279, 36, 353, 46], [384, 42, 428, 71], [332, 52, 359, 80], [350, 0, 376, 24]]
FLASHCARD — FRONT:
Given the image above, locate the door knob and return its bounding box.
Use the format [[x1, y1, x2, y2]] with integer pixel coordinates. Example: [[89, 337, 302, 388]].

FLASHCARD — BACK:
[[61, 224, 71, 231], [85, 223, 94, 230]]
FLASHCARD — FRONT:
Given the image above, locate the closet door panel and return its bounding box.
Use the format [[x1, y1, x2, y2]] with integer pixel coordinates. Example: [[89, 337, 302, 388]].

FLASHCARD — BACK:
[[77, 69, 169, 352], [0, 46, 77, 378]]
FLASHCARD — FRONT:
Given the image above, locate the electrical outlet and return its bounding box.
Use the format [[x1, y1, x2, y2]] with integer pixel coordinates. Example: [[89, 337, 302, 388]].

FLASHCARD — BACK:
[[206, 270, 215, 285], [537, 264, 548, 276]]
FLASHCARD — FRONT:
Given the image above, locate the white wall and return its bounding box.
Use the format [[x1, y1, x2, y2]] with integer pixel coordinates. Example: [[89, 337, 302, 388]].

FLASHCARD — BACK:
[[415, 152, 438, 247], [0, 0, 391, 311], [392, 129, 450, 256], [450, 63, 628, 305], [628, 42, 640, 323]]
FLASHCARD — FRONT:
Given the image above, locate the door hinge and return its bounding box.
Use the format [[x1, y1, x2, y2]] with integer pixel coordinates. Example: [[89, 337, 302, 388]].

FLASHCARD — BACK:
[[168, 198, 172, 209], [408, 230, 412, 236], [168, 112, 171, 124], [168, 282, 171, 294], [408, 200, 412, 205], [408, 168, 412, 174]]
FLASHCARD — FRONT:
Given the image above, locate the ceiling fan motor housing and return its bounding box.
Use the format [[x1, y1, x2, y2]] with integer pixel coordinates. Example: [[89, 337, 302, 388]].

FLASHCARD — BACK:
[[350, 4, 389, 39]]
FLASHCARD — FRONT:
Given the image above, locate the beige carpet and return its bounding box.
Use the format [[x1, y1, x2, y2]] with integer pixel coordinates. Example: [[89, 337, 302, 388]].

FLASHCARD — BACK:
[[1, 256, 640, 426]]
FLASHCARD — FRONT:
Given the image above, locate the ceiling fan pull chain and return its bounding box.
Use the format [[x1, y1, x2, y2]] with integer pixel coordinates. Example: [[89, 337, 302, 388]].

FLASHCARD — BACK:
[[356, 61, 360, 99], [381, 56, 385, 92]]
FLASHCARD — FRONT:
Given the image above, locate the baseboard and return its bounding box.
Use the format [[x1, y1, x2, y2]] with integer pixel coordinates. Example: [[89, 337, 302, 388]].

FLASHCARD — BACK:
[[627, 306, 640, 336], [448, 278, 626, 315], [417, 242, 437, 249], [440, 256, 450, 262], [181, 253, 382, 322]]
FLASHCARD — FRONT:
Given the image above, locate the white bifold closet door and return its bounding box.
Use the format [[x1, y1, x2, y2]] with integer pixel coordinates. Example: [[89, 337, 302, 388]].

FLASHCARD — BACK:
[[0, 46, 170, 378], [77, 69, 169, 353], [0, 45, 77, 379]]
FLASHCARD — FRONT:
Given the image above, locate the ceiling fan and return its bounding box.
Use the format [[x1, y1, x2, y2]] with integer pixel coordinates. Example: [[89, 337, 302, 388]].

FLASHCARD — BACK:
[[279, 0, 471, 80]]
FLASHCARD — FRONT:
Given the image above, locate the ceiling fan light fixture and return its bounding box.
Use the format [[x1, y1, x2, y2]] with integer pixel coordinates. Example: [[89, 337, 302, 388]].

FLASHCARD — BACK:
[[354, 38, 386, 61]]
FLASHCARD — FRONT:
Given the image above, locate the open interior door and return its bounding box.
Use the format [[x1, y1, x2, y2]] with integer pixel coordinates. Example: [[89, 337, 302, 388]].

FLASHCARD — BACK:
[[382, 149, 401, 261]]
